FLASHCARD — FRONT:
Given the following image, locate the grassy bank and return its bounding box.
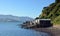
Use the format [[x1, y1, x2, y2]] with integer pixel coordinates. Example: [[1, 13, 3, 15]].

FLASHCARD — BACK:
[[37, 0, 60, 24]]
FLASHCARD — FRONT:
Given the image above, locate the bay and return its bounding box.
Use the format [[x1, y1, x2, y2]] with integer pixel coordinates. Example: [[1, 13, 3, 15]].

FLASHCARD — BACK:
[[0, 22, 49, 36]]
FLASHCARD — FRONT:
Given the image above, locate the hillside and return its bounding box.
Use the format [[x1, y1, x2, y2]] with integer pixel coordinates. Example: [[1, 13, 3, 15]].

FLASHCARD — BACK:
[[38, 0, 60, 24], [0, 15, 33, 22]]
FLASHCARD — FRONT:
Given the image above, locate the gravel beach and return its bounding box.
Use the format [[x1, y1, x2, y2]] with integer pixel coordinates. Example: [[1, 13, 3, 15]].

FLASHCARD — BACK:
[[32, 25, 60, 36]]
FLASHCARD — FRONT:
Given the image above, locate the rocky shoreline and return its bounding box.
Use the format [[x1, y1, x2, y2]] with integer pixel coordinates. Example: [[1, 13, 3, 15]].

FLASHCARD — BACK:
[[32, 26, 60, 36], [21, 24, 60, 36]]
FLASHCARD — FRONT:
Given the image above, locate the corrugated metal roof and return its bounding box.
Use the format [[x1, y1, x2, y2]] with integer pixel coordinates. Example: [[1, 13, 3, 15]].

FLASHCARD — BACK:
[[35, 19, 51, 20], [40, 19, 51, 20]]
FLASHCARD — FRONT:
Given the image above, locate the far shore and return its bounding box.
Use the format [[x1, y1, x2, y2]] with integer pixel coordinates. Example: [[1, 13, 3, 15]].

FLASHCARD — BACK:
[[32, 25, 60, 36]]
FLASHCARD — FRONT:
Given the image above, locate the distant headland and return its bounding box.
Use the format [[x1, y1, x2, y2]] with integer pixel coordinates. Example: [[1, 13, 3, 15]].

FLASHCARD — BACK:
[[0, 15, 33, 22]]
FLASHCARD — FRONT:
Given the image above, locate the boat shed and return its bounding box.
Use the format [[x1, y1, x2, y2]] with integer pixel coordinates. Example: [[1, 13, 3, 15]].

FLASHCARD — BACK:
[[36, 19, 53, 28]]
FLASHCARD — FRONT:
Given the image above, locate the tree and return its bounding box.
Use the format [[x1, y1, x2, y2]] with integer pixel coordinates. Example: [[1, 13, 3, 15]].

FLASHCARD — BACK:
[[35, 17, 39, 19], [55, 0, 60, 3]]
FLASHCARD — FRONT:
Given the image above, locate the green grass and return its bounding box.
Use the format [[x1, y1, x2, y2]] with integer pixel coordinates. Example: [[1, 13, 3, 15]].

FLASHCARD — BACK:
[[38, 1, 60, 24], [53, 16, 60, 24]]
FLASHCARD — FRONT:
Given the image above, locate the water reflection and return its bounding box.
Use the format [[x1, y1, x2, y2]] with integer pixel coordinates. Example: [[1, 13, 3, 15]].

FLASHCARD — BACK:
[[0, 22, 49, 36]]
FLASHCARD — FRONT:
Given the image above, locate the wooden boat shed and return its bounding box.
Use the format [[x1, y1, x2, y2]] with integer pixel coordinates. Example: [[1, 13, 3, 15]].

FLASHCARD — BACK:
[[35, 19, 53, 28]]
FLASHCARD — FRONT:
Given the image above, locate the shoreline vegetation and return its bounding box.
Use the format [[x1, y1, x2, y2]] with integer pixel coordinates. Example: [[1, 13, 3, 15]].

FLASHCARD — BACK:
[[34, 0, 60, 36], [21, 0, 60, 36], [37, 0, 60, 24]]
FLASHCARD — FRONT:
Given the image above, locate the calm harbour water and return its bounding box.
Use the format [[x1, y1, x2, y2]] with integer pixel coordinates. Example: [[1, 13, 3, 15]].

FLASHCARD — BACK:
[[0, 22, 49, 36]]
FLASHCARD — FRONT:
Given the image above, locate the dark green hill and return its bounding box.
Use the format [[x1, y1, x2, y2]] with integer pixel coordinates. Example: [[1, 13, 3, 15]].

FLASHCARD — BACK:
[[38, 0, 60, 24]]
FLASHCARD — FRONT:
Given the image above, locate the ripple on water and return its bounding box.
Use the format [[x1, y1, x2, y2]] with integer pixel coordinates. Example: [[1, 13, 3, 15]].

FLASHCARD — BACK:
[[0, 29, 50, 36], [40, 32, 50, 36], [0, 22, 50, 36]]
